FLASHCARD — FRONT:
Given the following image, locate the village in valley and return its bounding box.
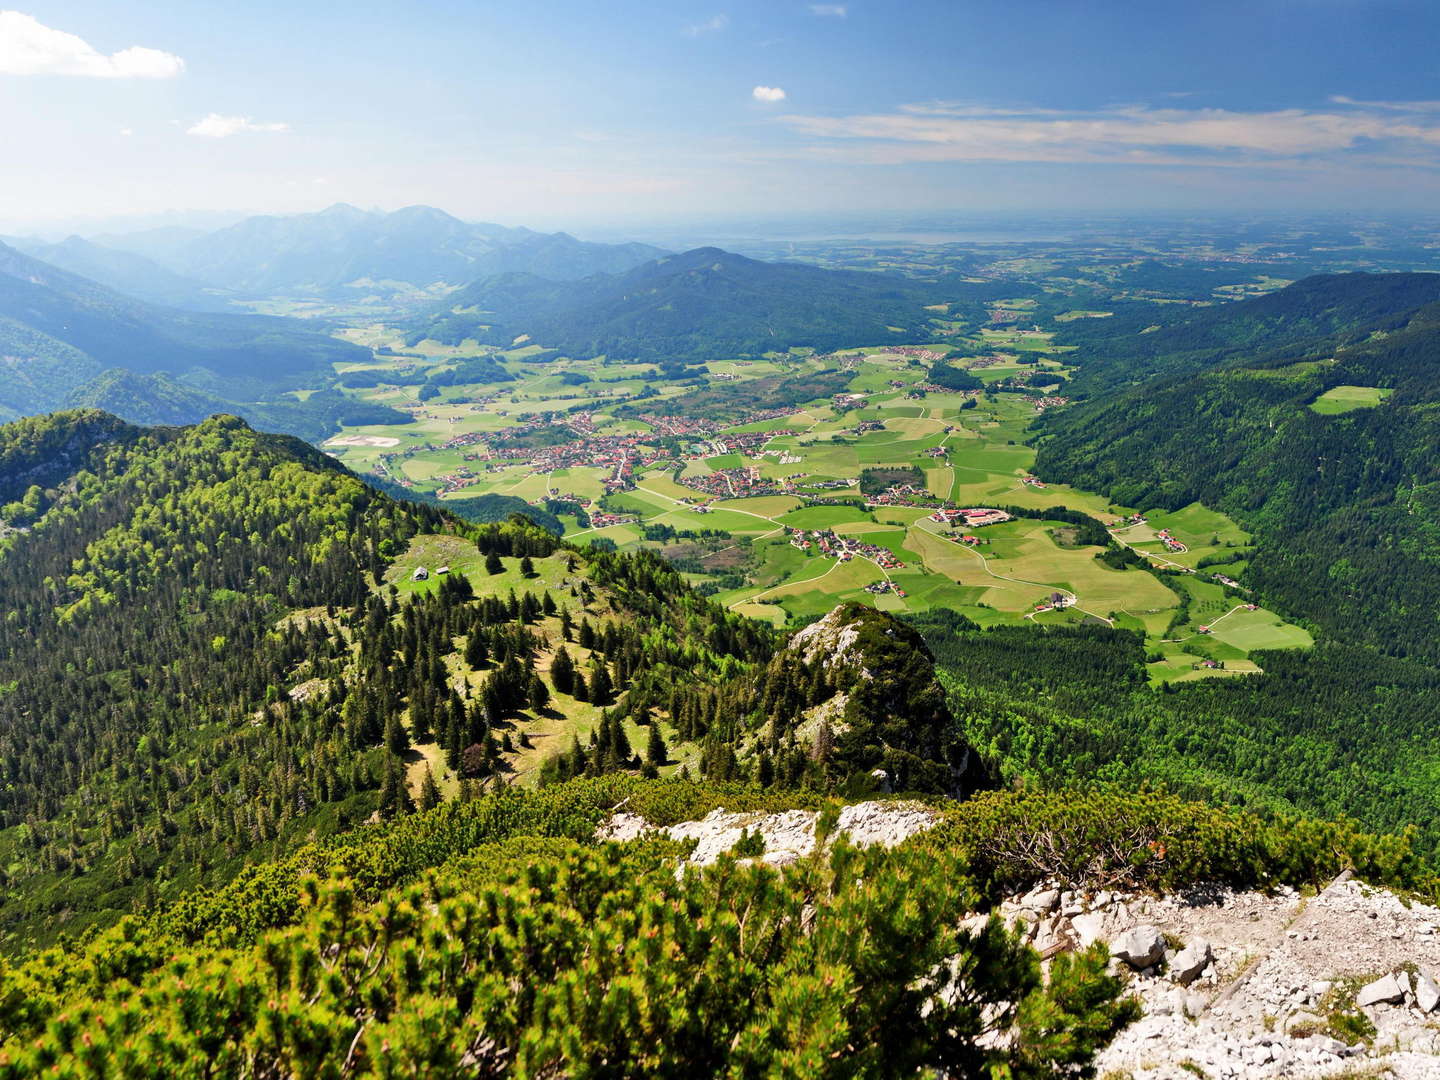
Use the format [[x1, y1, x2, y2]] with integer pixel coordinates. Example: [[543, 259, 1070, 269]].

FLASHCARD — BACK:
[[322, 304, 1311, 684]]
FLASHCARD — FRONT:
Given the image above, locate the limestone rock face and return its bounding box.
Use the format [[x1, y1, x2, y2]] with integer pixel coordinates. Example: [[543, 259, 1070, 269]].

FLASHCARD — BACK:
[[778, 603, 990, 796], [596, 800, 939, 867]]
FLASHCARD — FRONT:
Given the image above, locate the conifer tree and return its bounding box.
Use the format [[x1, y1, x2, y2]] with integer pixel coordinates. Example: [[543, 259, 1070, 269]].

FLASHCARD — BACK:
[[588, 661, 614, 706], [464, 630, 488, 669], [418, 766, 441, 811], [485, 551, 504, 575], [385, 713, 410, 756], [646, 723, 668, 767], [528, 673, 550, 712], [377, 752, 412, 818], [550, 646, 576, 695]]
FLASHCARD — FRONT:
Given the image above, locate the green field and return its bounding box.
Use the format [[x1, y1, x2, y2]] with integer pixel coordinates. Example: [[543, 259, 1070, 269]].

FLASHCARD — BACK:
[[312, 329, 1308, 681], [1309, 385, 1394, 414]]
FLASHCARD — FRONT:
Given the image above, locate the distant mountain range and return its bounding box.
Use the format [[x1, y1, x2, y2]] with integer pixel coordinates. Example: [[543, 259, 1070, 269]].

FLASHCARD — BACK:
[[0, 240, 365, 421], [7, 235, 231, 311], [416, 246, 1021, 361], [96, 203, 667, 299]]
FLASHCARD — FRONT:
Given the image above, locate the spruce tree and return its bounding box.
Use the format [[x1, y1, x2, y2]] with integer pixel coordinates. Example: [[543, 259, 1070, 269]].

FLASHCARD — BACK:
[[418, 766, 441, 811], [385, 713, 410, 756], [528, 673, 550, 712], [550, 646, 575, 695], [588, 662, 614, 706], [485, 551, 504, 575], [646, 723, 668, 767]]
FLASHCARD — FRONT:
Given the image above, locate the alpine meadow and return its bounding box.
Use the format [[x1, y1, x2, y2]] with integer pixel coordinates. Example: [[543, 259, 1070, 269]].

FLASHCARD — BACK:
[[4, 3, 1440, 1077]]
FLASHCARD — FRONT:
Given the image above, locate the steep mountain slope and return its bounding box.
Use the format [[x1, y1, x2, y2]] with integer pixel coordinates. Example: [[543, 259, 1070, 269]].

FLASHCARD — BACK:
[[9, 235, 230, 311], [1036, 273, 1440, 661], [139, 203, 666, 296], [0, 242, 366, 417], [418, 246, 1012, 361]]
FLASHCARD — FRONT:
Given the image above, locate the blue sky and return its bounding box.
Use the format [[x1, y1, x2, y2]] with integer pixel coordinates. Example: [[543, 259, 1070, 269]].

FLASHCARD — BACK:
[[4, 1, 1440, 232]]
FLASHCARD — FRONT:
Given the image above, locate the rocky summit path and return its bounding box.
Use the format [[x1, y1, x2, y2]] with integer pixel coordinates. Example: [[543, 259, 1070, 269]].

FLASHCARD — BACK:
[[601, 803, 1440, 1079], [1001, 875, 1440, 1079]]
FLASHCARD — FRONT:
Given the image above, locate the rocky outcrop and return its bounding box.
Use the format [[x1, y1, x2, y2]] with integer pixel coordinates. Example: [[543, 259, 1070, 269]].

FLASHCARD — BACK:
[[603, 799, 1440, 1077], [597, 800, 940, 866], [776, 603, 989, 796], [992, 875, 1440, 1079]]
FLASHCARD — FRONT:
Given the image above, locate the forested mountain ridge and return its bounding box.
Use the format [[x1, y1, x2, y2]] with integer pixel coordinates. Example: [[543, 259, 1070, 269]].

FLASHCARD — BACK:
[[0, 411, 438, 939], [0, 410, 978, 946], [416, 246, 1025, 361], [1035, 273, 1440, 661], [0, 241, 366, 420], [1054, 271, 1440, 397]]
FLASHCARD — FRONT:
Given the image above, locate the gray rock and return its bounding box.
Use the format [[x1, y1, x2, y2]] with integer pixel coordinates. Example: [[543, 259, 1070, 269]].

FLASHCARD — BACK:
[[1169, 938, 1213, 986], [1020, 886, 1060, 913], [1355, 972, 1406, 1008], [1071, 911, 1107, 948], [1308, 1035, 1349, 1056], [1111, 925, 1166, 969], [1184, 992, 1207, 1018], [1415, 972, 1440, 1013]]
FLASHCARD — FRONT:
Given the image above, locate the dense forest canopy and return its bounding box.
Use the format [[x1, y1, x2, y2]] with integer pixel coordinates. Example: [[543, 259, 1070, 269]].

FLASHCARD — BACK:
[[416, 247, 1029, 362]]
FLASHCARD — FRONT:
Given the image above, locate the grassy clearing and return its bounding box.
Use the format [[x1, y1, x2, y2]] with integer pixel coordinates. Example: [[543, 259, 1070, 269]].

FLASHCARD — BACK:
[[1309, 385, 1393, 414]]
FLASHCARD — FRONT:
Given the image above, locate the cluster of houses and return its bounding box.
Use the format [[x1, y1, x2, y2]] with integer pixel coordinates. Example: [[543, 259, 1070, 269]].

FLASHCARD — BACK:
[[1156, 529, 1187, 554], [1032, 394, 1070, 413], [928, 507, 1014, 529], [966, 354, 1010, 370], [680, 465, 782, 500], [886, 346, 947, 363], [713, 429, 796, 454], [864, 580, 907, 597], [785, 528, 905, 570], [1019, 475, 1047, 490], [637, 414, 712, 438], [1033, 592, 1075, 613], [589, 511, 640, 528]]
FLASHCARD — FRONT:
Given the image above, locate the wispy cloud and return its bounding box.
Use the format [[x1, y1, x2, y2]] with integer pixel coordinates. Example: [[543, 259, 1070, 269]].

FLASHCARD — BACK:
[[810, 4, 847, 15], [775, 100, 1440, 167], [187, 113, 290, 138], [753, 85, 787, 103], [684, 14, 728, 36], [1330, 94, 1440, 113], [0, 10, 183, 78]]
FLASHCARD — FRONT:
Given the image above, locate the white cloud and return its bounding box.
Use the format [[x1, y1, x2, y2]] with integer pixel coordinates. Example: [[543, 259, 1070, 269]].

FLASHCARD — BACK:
[[775, 100, 1440, 166], [0, 11, 183, 78], [1330, 94, 1440, 113], [753, 85, 787, 103], [683, 14, 728, 36], [810, 4, 847, 15], [186, 113, 290, 138], [118, 127, 133, 136]]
